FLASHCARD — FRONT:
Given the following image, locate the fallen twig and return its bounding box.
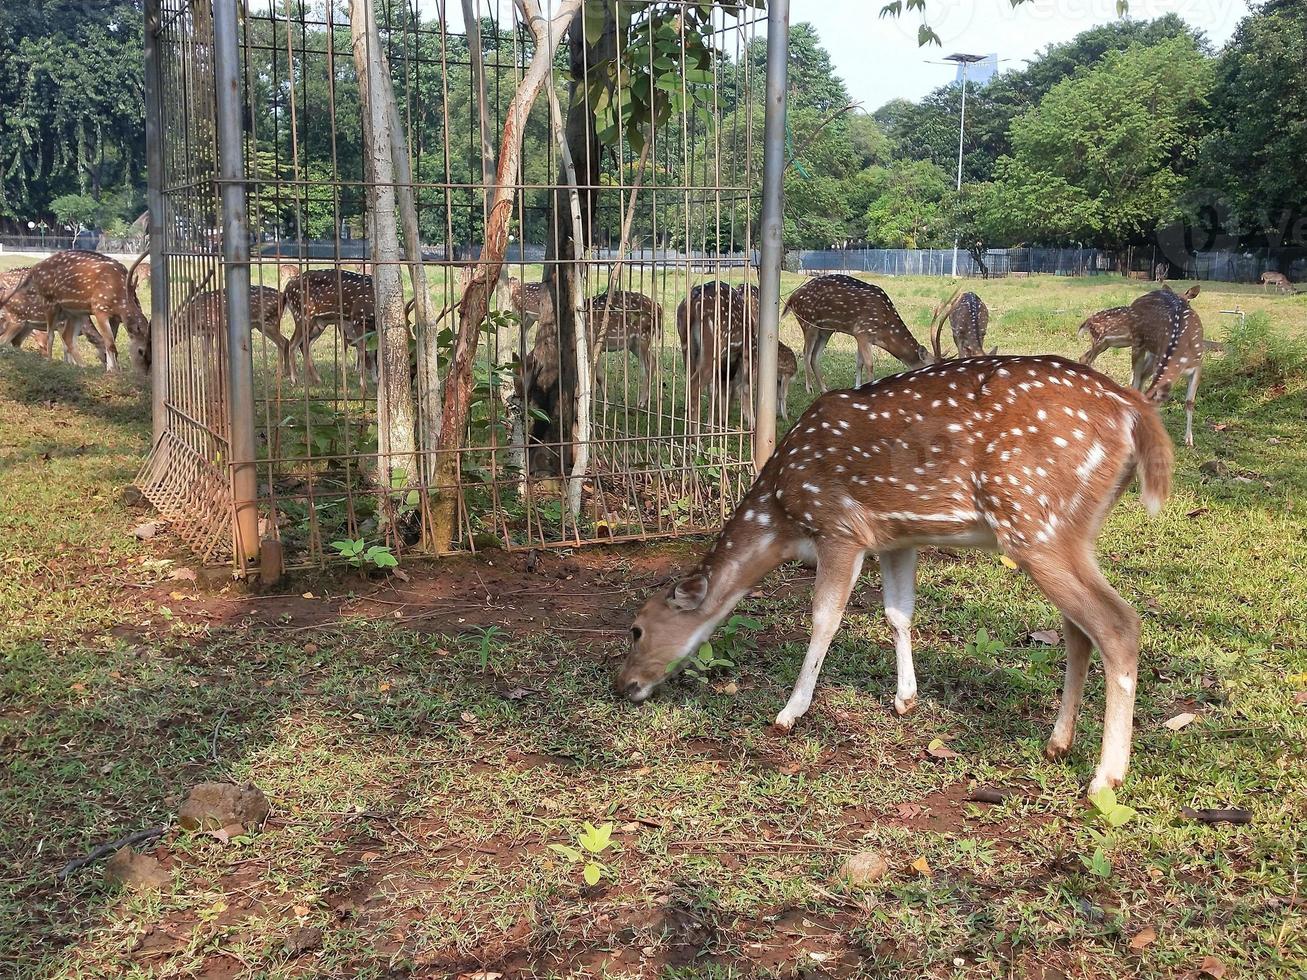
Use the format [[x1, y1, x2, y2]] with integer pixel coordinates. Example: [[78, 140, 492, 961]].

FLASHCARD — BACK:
[[1181, 806, 1252, 825], [58, 826, 169, 881]]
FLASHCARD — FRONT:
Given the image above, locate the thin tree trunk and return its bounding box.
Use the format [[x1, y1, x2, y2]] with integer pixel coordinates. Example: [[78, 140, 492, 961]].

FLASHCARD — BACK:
[[429, 0, 583, 552], [350, 0, 418, 492], [531, 1, 589, 524], [466, 0, 525, 493], [539, 7, 613, 481]]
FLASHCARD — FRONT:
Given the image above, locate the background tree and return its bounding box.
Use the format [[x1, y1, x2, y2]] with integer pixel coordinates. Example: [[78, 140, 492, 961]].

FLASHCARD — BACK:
[[0, 1, 144, 226], [1193, 0, 1307, 250], [990, 37, 1213, 251]]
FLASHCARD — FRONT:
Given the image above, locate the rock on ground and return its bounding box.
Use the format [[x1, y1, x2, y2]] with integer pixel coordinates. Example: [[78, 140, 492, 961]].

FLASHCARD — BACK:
[[103, 846, 170, 892], [177, 782, 270, 832], [838, 850, 890, 888]]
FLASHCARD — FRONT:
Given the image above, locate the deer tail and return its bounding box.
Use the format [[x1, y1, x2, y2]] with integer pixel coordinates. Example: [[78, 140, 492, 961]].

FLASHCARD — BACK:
[[1131, 398, 1173, 517]]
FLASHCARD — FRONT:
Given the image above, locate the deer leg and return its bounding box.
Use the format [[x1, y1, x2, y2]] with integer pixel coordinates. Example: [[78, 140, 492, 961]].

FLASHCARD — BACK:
[[1045, 615, 1092, 760], [777, 374, 789, 420], [775, 544, 865, 731], [60, 316, 87, 367], [1182, 366, 1200, 448], [1080, 339, 1108, 366], [801, 322, 819, 393], [86, 311, 119, 372], [1130, 349, 1152, 391], [1024, 551, 1140, 794], [878, 547, 919, 715], [855, 336, 879, 386], [637, 338, 652, 408], [807, 329, 832, 394]]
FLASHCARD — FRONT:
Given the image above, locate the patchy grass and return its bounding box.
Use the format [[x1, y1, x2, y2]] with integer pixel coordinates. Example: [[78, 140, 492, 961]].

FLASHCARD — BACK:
[[0, 273, 1305, 978]]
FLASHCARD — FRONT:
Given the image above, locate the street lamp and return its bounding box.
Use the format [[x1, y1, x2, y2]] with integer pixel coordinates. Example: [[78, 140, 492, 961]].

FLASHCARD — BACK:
[[943, 53, 986, 279]]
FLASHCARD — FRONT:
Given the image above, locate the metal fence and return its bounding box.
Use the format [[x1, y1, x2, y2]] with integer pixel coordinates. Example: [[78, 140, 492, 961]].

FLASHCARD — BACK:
[[137, 0, 787, 574], [795, 246, 1307, 283]]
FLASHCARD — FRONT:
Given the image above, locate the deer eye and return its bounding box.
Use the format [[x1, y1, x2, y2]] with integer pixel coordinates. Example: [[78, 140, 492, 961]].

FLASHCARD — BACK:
[[631, 626, 643, 643]]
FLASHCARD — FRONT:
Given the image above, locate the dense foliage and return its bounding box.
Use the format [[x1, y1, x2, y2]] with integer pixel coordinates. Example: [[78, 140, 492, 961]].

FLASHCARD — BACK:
[[1, 1, 1303, 254]]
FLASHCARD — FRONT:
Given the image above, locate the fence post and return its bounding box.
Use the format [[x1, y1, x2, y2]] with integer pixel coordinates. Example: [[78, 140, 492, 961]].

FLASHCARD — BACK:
[[142, 0, 168, 446], [753, 0, 790, 468], [212, 0, 260, 566]]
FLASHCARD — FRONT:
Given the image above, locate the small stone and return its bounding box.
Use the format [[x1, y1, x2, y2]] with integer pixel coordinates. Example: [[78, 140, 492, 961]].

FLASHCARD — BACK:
[[177, 783, 270, 833], [103, 846, 170, 892], [130, 521, 160, 540], [838, 850, 889, 888], [283, 925, 323, 957]]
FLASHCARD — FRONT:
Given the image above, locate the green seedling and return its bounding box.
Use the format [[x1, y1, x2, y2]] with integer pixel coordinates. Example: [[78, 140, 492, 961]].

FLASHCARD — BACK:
[[548, 821, 615, 887]]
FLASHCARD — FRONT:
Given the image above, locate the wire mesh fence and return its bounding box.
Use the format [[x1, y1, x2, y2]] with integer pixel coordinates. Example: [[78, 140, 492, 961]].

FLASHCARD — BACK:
[[139, 0, 775, 573]]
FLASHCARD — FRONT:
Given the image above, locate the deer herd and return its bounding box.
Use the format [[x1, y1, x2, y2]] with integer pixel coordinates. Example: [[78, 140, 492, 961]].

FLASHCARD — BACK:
[[0, 249, 1274, 789]]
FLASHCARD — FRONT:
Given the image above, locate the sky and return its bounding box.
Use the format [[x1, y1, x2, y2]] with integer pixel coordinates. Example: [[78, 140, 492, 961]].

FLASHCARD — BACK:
[[795, 0, 1251, 110]]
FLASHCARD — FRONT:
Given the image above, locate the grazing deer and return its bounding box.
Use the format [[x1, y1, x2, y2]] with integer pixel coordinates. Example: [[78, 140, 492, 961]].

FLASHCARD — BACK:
[[282, 269, 375, 384], [1259, 271, 1296, 294], [0, 267, 105, 365], [729, 282, 798, 422], [0, 251, 149, 372], [175, 286, 290, 375], [585, 290, 662, 408], [1079, 285, 1204, 446], [677, 280, 755, 425], [617, 348, 1174, 795], [784, 274, 930, 392], [936, 291, 992, 358]]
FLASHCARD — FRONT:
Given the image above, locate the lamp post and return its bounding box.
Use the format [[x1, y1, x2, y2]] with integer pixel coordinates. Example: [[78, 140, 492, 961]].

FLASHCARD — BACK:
[[944, 53, 985, 279]]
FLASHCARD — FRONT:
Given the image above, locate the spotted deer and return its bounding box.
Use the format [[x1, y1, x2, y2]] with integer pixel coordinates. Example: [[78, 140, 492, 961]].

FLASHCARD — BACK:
[[505, 276, 554, 332], [0, 250, 150, 372], [784, 274, 931, 392], [585, 290, 662, 407], [936, 291, 992, 358], [282, 269, 375, 384], [729, 282, 798, 421], [175, 286, 290, 375], [1259, 271, 1296, 294], [0, 267, 104, 365], [676, 280, 755, 424], [617, 346, 1174, 795], [1079, 285, 1204, 446]]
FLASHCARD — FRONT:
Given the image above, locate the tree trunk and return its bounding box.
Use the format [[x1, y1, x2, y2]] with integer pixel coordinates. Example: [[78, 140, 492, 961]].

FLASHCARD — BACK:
[[350, 0, 418, 493], [428, 0, 583, 553], [537, 7, 614, 478]]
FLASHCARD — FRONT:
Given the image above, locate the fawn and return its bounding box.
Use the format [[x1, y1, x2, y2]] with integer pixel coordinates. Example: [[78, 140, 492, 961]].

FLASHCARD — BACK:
[[617, 341, 1173, 795]]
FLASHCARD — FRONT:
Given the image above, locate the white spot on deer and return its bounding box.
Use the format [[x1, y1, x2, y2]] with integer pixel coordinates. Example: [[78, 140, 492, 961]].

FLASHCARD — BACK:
[[1053, 436, 1069, 448]]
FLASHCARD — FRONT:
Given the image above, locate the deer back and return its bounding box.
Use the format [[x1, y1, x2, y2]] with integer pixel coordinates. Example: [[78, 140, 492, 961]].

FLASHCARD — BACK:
[[784, 274, 928, 367], [283, 270, 374, 324], [585, 290, 661, 350], [713, 355, 1170, 561], [950, 292, 989, 357], [178, 285, 286, 338], [1130, 287, 1203, 401], [1078, 306, 1136, 344]]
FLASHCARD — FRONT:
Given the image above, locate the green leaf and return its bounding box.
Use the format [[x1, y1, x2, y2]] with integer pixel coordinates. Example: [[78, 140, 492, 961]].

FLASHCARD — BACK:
[[1103, 804, 1138, 828], [583, 862, 602, 886], [1088, 786, 1117, 815], [584, 11, 605, 48], [579, 821, 613, 853], [879, 1, 902, 18], [547, 844, 581, 863]]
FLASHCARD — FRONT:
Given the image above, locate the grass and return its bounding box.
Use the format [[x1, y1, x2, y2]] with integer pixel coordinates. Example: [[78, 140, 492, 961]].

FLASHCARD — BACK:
[[1, 271, 1305, 978]]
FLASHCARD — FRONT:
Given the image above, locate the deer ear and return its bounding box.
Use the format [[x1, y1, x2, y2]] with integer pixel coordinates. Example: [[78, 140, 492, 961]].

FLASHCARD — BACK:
[[1184, 285, 1200, 300], [667, 574, 709, 611]]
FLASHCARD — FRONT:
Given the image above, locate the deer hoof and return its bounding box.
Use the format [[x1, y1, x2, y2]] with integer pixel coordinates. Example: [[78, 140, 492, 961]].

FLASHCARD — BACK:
[[1087, 772, 1123, 797], [771, 712, 798, 735], [893, 694, 917, 716], [1043, 739, 1072, 761]]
